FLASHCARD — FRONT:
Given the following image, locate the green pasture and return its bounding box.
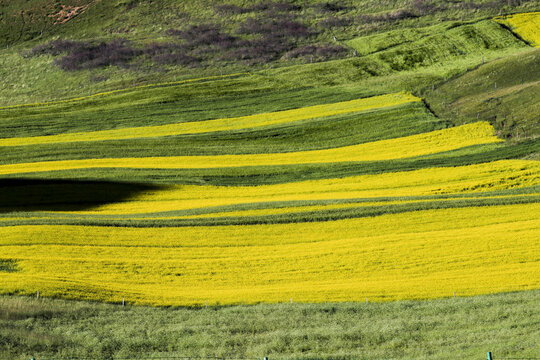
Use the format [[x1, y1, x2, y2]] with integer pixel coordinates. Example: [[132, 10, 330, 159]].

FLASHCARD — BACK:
[[1, 291, 539, 360], [426, 48, 540, 138]]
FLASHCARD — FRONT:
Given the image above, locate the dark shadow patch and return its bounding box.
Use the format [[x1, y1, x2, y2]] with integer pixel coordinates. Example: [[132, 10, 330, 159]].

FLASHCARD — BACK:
[[495, 21, 534, 48], [0, 259, 19, 273], [0, 179, 163, 212]]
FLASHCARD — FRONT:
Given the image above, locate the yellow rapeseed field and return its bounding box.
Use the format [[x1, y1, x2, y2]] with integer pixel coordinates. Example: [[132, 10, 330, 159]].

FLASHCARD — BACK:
[[1, 83, 538, 308], [0, 203, 538, 305], [0, 122, 500, 175], [495, 12, 540, 47], [0, 92, 419, 147], [70, 159, 539, 215]]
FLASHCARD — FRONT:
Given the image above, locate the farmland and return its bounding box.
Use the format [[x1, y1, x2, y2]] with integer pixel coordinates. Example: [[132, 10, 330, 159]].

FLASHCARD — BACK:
[[495, 12, 540, 47], [1, 0, 539, 358], [1, 93, 539, 306]]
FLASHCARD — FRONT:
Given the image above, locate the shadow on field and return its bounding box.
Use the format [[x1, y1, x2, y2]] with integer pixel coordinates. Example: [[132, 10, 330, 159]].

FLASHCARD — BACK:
[[0, 179, 163, 212]]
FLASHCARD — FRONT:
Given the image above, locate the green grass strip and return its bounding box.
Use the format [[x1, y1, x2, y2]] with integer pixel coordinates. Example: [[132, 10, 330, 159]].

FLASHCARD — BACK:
[[0, 102, 443, 163], [1, 195, 538, 228], [1, 290, 539, 359]]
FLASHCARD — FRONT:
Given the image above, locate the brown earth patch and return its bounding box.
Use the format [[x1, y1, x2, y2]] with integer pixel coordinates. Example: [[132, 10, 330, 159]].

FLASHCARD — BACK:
[[49, 3, 90, 25]]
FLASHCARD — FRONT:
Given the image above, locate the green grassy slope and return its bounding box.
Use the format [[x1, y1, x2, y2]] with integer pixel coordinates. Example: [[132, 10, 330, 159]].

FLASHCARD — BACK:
[[0, 0, 538, 106], [2, 291, 539, 360], [0, 19, 533, 140], [425, 48, 540, 140], [3, 0, 536, 48], [0, 78, 393, 138]]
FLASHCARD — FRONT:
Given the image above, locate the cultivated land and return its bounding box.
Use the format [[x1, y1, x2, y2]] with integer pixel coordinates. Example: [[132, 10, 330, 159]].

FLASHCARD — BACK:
[[0, 0, 539, 359]]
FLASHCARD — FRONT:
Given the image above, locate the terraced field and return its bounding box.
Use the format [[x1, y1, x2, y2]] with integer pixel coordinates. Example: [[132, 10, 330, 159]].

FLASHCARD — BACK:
[[1, 87, 539, 306]]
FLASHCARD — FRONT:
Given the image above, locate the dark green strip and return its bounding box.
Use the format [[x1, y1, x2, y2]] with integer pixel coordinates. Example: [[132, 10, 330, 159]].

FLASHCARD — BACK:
[[1, 195, 537, 228], [0, 102, 443, 163], [1, 185, 538, 219]]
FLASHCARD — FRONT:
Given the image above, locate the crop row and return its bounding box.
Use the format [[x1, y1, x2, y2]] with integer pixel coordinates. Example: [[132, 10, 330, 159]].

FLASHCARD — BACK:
[[0, 92, 419, 147], [0, 101, 443, 165], [2, 140, 535, 186], [0, 122, 501, 175], [1, 160, 537, 218], [1, 195, 538, 228]]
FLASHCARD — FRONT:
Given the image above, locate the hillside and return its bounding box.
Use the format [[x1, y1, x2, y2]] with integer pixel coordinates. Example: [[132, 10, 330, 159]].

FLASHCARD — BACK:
[[426, 48, 540, 139], [1, 1, 539, 359], [0, 0, 539, 105]]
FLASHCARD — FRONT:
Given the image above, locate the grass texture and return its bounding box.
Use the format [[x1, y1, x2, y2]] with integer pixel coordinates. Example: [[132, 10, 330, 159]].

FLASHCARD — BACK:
[[0, 92, 419, 147], [1, 291, 538, 359]]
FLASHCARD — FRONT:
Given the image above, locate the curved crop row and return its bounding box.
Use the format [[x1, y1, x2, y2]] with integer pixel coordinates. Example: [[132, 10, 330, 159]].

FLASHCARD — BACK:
[[31, 160, 536, 215], [1, 194, 537, 228], [0, 203, 538, 305], [0, 122, 500, 175], [0, 73, 250, 111], [0, 92, 420, 147]]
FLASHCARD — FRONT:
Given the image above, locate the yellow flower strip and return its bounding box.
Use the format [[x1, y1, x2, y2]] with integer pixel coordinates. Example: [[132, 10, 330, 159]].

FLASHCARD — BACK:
[[495, 12, 540, 47], [49, 159, 537, 215], [0, 200, 442, 221], [143, 194, 538, 219], [1, 203, 536, 247], [0, 92, 419, 147], [0, 203, 538, 305], [0, 122, 500, 176]]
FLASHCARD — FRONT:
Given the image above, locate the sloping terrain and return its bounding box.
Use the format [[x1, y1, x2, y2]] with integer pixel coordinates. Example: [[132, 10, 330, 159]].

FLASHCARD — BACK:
[[426, 48, 540, 139], [1, 88, 539, 306], [0, 1, 539, 359]]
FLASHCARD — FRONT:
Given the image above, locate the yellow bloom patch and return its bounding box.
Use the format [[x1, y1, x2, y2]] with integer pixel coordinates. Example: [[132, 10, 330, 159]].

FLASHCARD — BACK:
[[495, 12, 540, 47], [0, 203, 538, 305]]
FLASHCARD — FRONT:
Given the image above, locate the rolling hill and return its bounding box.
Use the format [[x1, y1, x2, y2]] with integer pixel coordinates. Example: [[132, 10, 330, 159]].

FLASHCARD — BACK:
[[0, 1, 539, 359]]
